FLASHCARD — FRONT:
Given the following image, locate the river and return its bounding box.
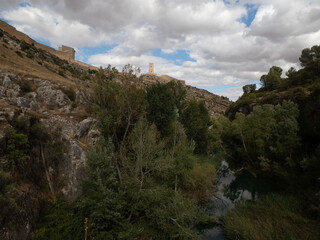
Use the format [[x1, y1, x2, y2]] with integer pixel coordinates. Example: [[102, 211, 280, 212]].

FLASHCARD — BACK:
[[198, 160, 275, 239]]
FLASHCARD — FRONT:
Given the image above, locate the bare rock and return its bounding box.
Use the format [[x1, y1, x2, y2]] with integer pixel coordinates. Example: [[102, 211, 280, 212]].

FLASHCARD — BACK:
[[37, 85, 70, 107], [77, 117, 98, 138]]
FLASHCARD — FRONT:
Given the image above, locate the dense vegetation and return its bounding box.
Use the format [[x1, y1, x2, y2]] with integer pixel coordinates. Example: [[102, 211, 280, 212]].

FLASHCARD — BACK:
[[219, 45, 320, 239], [12, 67, 215, 239], [1, 34, 320, 239]]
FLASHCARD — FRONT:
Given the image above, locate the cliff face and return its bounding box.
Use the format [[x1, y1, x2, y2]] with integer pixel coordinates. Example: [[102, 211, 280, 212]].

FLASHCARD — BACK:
[[0, 71, 99, 239]]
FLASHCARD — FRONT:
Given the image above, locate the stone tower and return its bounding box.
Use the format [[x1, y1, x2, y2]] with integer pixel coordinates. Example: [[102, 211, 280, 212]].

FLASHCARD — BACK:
[[58, 45, 75, 62], [149, 63, 154, 74]]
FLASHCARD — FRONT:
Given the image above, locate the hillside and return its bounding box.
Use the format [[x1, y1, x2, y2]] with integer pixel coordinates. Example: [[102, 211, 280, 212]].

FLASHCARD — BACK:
[[0, 20, 231, 118]]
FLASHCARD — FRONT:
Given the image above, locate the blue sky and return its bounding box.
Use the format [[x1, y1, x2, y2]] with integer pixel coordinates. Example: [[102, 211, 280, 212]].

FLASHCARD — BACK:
[[1, 0, 320, 100]]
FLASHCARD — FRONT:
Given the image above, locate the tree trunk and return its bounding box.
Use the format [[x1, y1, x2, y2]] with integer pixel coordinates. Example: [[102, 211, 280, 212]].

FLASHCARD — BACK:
[[40, 144, 55, 197]]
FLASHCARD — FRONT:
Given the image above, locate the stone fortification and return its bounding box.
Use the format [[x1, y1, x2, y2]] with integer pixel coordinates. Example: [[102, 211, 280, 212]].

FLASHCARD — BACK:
[[0, 20, 98, 70]]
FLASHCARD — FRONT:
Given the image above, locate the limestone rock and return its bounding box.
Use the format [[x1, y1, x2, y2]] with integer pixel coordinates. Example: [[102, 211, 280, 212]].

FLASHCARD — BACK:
[[37, 85, 70, 107]]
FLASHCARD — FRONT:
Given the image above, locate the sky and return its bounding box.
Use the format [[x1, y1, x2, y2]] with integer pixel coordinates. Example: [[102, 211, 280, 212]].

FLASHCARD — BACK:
[[1, 0, 320, 101]]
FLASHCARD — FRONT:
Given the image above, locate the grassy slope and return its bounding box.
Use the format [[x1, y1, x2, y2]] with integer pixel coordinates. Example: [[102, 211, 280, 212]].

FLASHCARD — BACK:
[[0, 42, 77, 87]]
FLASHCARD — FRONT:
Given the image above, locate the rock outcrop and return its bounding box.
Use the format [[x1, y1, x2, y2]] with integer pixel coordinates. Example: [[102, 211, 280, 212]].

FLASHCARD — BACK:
[[0, 71, 99, 239]]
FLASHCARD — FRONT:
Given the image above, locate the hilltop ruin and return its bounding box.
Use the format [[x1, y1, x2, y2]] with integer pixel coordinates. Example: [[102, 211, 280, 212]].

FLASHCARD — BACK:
[[0, 20, 97, 70]]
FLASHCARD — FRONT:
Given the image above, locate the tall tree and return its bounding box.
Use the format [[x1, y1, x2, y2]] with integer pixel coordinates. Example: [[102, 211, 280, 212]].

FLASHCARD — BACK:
[[146, 81, 185, 138], [260, 66, 283, 90], [180, 100, 210, 154]]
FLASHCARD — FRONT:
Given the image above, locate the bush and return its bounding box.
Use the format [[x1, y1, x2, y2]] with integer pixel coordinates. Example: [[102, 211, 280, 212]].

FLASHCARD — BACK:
[[182, 162, 216, 204], [20, 40, 31, 51], [15, 51, 23, 58], [62, 87, 76, 102], [20, 80, 35, 93], [0, 169, 18, 228], [58, 69, 66, 77], [4, 128, 29, 172], [30, 198, 84, 240]]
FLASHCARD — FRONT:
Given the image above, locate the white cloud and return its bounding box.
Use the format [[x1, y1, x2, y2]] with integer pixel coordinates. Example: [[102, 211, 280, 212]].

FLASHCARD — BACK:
[[0, 0, 320, 101], [1, 5, 111, 48]]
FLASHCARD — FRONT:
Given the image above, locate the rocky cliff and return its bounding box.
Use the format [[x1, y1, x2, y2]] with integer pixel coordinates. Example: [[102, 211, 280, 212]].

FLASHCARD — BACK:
[[0, 70, 100, 239]]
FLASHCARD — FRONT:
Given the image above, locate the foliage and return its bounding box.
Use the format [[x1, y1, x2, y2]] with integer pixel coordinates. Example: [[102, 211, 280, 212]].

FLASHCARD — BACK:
[[180, 100, 210, 154], [299, 45, 320, 76], [92, 75, 146, 147], [219, 101, 300, 177], [62, 87, 76, 102], [20, 40, 31, 51], [146, 81, 186, 138], [0, 169, 18, 229], [182, 162, 216, 204], [4, 128, 29, 172], [76, 144, 130, 239], [30, 198, 83, 240], [242, 84, 256, 94], [123, 117, 167, 189], [121, 118, 205, 239], [20, 80, 35, 93], [260, 66, 283, 90], [15, 50, 23, 57], [222, 194, 320, 240]]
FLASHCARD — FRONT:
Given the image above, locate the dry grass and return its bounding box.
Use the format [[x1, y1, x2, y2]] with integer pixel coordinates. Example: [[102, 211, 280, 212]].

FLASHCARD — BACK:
[[0, 41, 91, 93], [221, 194, 320, 240]]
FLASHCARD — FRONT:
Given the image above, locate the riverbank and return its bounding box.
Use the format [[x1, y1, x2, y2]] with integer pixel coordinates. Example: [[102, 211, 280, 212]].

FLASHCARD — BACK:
[[221, 194, 320, 240]]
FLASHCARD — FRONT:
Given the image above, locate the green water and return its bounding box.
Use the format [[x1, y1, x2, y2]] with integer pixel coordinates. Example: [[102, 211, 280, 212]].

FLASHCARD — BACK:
[[198, 161, 276, 240]]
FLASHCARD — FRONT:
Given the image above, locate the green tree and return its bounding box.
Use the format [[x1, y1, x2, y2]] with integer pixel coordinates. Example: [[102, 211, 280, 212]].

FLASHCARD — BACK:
[[242, 84, 256, 94], [180, 100, 210, 154], [0, 169, 18, 229], [77, 144, 135, 240], [4, 128, 29, 172], [299, 45, 320, 76], [223, 101, 300, 176], [146, 81, 185, 138], [121, 118, 203, 239], [260, 66, 283, 90]]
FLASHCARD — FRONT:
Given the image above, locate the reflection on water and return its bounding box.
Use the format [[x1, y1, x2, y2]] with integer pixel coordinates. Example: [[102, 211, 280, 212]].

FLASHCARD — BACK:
[[199, 160, 275, 240], [198, 225, 227, 240]]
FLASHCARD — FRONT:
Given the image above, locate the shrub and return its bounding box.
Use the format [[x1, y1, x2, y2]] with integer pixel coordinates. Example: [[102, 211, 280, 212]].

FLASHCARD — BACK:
[[58, 69, 66, 77], [20, 80, 35, 93], [0, 169, 18, 228], [15, 51, 23, 58], [63, 87, 76, 102], [182, 162, 216, 204], [20, 40, 31, 51], [4, 128, 29, 172]]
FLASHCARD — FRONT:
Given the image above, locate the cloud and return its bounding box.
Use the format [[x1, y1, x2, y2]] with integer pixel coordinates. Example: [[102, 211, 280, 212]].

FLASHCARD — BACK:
[[0, 0, 320, 101], [1, 5, 111, 48]]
